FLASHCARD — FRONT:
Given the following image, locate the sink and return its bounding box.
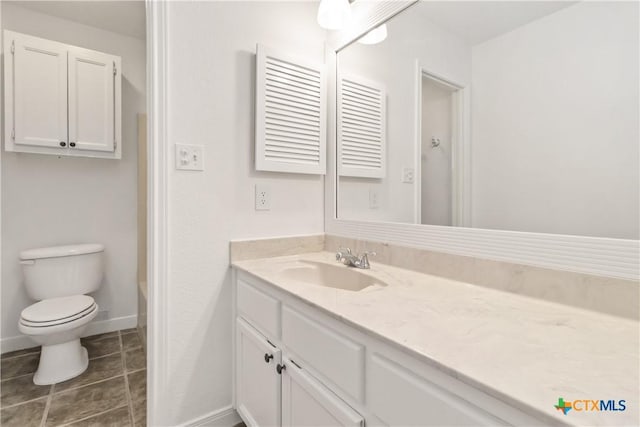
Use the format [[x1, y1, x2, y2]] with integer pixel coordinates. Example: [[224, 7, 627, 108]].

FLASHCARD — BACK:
[[281, 261, 387, 292]]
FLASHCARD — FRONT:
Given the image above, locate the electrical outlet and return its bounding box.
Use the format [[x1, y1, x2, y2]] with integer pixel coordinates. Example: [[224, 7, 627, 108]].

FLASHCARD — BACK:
[[402, 167, 415, 183], [255, 184, 271, 211], [175, 144, 204, 171], [369, 188, 380, 209]]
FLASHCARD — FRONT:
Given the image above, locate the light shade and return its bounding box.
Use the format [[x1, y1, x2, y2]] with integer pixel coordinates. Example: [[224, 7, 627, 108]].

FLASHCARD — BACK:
[[358, 24, 388, 45], [317, 0, 351, 30]]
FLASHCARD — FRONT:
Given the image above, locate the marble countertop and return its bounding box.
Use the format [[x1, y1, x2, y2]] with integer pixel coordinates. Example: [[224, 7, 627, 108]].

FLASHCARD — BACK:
[[233, 252, 639, 427]]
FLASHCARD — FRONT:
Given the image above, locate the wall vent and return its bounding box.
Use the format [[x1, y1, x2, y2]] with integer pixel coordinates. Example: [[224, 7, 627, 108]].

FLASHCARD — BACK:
[[255, 44, 326, 175], [338, 75, 386, 178]]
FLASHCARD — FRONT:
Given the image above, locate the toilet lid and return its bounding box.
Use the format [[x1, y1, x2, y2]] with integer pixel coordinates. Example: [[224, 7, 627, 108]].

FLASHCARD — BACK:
[[21, 295, 95, 323]]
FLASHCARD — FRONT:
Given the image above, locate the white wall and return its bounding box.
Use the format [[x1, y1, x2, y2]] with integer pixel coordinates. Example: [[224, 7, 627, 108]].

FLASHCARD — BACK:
[[471, 1, 639, 239], [1, 4, 145, 350], [164, 2, 325, 424], [421, 77, 453, 226], [337, 9, 470, 223]]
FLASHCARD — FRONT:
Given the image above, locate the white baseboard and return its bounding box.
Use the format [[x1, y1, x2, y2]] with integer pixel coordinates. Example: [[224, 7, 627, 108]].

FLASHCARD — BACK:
[[181, 406, 241, 427], [83, 314, 137, 337], [0, 314, 138, 354]]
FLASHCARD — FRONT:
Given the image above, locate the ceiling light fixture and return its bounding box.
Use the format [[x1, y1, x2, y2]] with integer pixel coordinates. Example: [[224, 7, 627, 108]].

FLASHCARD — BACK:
[[317, 0, 352, 30], [358, 24, 388, 45]]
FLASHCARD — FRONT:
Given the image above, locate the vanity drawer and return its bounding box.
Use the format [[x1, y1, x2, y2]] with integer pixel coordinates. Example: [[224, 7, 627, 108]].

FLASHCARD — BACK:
[[237, 278, 281, 339], [368, 353, 507, 426], [282, 305, 364, 402]]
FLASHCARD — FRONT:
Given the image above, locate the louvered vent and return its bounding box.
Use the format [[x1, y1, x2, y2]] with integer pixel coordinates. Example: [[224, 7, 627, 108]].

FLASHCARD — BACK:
[[338, 75, 386, 178], [255, 44, 326, 175]]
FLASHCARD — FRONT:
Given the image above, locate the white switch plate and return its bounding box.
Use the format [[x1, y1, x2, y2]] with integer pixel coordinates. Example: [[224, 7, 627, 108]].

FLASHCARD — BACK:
[[369, 188, 379, 209], [175, 144, 204, 171], [255, 184, 271, 211], [402, 167, 415, 183]]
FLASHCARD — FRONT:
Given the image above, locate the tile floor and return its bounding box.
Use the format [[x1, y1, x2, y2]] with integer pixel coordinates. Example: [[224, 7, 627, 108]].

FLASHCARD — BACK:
[[1, 329, 146, 427]]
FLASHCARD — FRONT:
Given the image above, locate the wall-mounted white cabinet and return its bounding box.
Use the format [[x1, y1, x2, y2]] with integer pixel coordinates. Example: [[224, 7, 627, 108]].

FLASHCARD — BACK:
[[4, 30, 122, 159]]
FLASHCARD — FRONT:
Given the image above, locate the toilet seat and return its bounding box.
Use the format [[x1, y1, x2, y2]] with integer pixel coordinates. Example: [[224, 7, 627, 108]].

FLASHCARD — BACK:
[[19, 296, 98, 334]]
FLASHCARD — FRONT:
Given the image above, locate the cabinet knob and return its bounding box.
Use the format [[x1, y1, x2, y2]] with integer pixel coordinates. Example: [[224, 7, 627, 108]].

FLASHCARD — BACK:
[[276, 363, 286, 374], [264, 353, 273, 363], [59, 141, 66, 147], [69, 142, 76, 147]]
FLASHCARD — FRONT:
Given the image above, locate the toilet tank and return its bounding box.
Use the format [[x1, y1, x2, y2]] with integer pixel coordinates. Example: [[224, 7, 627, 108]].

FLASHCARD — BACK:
[[20, 244, 105, 300]]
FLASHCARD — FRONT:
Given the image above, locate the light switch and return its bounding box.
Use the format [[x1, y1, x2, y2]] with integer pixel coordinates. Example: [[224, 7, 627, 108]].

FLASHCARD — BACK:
[[175, 144, 204, 171]]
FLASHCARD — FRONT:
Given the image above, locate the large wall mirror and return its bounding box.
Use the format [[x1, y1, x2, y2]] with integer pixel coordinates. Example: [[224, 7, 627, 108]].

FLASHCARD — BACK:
[[335, 0, 639, 240]]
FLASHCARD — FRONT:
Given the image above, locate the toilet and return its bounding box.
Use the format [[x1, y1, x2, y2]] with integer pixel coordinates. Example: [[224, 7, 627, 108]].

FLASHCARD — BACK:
[[18, 244, 104, 385]]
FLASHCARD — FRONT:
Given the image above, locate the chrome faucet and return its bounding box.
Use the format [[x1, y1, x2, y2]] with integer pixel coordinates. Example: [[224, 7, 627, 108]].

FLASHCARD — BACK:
[[335, 247, 376, 269]]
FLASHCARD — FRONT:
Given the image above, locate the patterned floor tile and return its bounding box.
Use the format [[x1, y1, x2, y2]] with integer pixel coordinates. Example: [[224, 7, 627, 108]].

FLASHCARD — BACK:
[[1, 375, 51, 408], [124, 348, 145, 372], [83, 336, 121, 359], [65, 405, 131, 427], [0, 353, 40, 380], [46, 377, 127, 426], [121, 333, 142, 351], [127, 370, 146, 403], [55, 352, 123, 392], [0, 397, 46, 427]]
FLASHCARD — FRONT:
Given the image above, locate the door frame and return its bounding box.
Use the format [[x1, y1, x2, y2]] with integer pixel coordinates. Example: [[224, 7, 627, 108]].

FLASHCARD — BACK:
[[414, 61, 471, 226], [145, 0, 169, 425]]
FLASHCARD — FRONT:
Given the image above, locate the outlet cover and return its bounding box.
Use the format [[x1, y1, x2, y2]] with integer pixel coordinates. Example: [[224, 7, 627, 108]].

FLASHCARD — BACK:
[[255, 184, 271, 211], [369, 188, 380, 209]]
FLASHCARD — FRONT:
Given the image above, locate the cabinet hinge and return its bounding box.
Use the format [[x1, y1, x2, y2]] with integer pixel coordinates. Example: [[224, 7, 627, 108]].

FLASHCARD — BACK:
[[114, 139, 117, 150], [10, 40, 15, 54], [11, 129, 15, 140], [113, 61, 117, 76]]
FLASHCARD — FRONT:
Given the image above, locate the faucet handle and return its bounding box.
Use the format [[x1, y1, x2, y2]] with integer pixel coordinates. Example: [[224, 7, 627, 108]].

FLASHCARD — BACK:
[[358, 251, 376, 269], [335, 247, 352, 261]]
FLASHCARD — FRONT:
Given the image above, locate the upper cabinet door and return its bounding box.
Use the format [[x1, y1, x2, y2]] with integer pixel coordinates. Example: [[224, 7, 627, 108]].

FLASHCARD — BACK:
[[4, 31, 68, 150], [68, 48, 121, 156]]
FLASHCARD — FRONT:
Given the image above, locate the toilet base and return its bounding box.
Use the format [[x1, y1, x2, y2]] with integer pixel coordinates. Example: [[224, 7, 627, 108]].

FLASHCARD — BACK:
[[33, 339, 89, 385]]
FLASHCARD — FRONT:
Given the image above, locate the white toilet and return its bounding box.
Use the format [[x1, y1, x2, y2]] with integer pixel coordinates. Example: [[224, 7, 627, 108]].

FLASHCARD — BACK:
[[18, 243, 104, 385]]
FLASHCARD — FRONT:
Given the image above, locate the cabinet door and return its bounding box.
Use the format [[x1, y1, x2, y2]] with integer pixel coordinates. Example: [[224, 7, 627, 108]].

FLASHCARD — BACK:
[[236, 318, 281, 427], [68, 48, 120, 154], [368, 353, 507, 426], [281, 357, 363, 427], [5, 31, 68, 149]]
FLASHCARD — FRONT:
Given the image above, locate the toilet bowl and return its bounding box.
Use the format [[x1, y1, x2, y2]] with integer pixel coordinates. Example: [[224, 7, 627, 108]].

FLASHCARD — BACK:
[[18, 244, 104, 385]]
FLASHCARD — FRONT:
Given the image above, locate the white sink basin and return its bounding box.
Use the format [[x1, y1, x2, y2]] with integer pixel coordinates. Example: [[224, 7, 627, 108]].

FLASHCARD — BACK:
[[281, 261, 387, 292]]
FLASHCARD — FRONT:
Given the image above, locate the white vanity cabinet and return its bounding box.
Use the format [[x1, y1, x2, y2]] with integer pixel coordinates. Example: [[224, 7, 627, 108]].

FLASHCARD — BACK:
[[4, 30, 122, 159], [236, 318, 282, 427], [281, 357, 363, 427], [235, 278, 364, 427], [233, 271, 544, 427]]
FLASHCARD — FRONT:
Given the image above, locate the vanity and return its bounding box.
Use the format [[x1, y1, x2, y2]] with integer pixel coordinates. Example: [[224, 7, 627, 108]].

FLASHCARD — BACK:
[[231, 247, 638, 427]]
